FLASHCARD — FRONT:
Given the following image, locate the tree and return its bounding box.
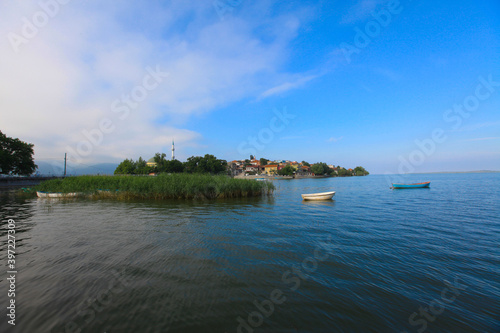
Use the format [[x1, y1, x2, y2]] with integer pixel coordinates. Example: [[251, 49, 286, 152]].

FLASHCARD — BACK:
[[114, 159, 136, 174], [337, 167, 349, 177], [278, 165, 294, 176], [153, 153, 168, 172], [311, 162, 329, 175], [200, 154, 227, 174], [328, 167, 337, 177], [135, 157, 152, 174], [114, 156, 156, 174], [354, 166, 369, 176], [250, 155, 255, 160], [165, 159, 184, 173], [301, 161, 310, 167], [184, 156, 202, 173], [259, 158, 269, 166], [184, 154, 227, 174], [0, 131, 37, 175]]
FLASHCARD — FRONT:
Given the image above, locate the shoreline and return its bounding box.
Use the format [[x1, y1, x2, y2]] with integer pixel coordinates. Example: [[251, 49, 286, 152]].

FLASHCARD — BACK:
[[234, 174, 347, 180]]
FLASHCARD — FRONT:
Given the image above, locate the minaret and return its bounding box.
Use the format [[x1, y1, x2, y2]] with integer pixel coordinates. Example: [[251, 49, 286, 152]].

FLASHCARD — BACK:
[[171, 139, 175, 160]]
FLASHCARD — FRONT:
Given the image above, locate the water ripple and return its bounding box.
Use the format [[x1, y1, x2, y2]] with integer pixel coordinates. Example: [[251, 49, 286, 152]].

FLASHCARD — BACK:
[[0, 174, 499, 332]]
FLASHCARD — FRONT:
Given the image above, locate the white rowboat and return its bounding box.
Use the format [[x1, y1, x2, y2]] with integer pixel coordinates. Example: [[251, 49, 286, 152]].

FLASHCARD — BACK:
[[37, 191, 80, 198], [301, 191, 335, 200]]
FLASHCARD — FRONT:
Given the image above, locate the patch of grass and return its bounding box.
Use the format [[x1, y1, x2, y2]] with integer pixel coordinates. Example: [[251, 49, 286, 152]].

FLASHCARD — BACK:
[[34, 174, 275, 200]]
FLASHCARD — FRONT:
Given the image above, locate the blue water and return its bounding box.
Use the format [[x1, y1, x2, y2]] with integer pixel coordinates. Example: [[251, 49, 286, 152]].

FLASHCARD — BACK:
[[0, 173, 499, 332]]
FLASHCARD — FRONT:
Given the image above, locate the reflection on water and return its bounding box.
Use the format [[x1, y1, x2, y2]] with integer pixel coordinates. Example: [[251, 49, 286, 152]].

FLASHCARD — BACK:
[[0, 174, 499, 332], [301, 199, 336, 207]]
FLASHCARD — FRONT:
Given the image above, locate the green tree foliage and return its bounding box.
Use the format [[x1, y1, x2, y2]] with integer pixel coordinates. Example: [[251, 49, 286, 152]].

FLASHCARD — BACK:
[[278, 165, 294, 176], [114, 156, 157, 175], [337, 167, 349, 177], [250, 155, 255, 160], [354, 166, 369, 176], [151, 153, 185, 173], [115, 154, 228, 175], [152, 153, 173, 173], [114, 159, 137, 175], [184, 154, 227, 174], [135, 157, 150, 174], [0, 131, 37, 175], [183, 156, 202, 173], [166, 159, 185, 173], [301, 161, 310, 167], [311, 162, 329, 175], [259, 158, 269, 166]]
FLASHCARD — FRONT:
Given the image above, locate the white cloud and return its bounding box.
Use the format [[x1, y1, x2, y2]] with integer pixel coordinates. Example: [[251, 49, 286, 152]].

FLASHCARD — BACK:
[[260, 74, 319, 99], [0, 0, 311, 164], [454, 121, 500, 132], [327, 136, 344, 142]]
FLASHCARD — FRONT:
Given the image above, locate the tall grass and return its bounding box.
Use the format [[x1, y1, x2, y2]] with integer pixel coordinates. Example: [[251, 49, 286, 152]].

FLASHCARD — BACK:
[[34, 174, 275, 200]]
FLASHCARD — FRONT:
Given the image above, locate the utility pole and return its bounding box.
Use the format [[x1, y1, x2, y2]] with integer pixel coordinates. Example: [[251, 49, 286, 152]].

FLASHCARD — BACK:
[[64, 153, 67, 177]]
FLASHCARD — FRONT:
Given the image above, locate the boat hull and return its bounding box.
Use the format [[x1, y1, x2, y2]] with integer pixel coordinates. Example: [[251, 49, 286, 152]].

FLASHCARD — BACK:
[[301, 191, 335, 200], [391, 182, 430, 189], [37, 191, 80, 198]]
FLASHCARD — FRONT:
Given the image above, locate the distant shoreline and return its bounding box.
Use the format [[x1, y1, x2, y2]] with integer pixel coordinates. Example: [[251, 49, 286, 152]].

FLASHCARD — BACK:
[[377, 170, 500, 175], [234, 174, 338, 179]]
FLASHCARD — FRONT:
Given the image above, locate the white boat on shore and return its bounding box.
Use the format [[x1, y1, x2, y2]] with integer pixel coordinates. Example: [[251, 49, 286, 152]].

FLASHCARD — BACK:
[[37, 191, 80, 198], [301, 191, 335, 201]]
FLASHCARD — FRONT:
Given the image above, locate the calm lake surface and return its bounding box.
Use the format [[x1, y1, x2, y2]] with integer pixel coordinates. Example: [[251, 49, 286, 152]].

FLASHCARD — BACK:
[[1, 173, 499, 333]]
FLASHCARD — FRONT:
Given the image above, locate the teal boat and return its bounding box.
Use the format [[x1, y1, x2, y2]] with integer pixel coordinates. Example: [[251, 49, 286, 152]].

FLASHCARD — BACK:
[[391, 182, 430, 189]]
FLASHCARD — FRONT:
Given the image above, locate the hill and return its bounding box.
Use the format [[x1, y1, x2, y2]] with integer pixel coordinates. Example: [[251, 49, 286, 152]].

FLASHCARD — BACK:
[[35, 161, 118, 176]]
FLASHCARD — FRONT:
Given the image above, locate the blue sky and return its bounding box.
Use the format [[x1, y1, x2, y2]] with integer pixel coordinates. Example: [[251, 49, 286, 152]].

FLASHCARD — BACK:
[[0, 0, 499, 174]]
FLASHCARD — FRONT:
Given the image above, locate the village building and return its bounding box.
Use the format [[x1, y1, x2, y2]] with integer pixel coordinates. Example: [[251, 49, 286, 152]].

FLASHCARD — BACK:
[[289, 162, 300, 170], [296, 165, 312, 176], [245, 165, 259, 173], [146, 157, 157, 167], [264, 164, 281, 175]]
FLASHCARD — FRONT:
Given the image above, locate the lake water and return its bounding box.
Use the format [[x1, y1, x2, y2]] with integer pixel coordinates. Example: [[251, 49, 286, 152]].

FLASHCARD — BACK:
[[0, 173, 499, 333]]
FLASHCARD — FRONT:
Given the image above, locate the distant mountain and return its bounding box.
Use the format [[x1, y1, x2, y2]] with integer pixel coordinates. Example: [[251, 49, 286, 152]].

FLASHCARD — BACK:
[[74, 163, 119, 175], [35, 161, 118, 176]]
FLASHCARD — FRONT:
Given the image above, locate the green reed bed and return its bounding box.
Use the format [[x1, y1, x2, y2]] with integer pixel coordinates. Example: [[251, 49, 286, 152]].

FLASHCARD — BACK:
[[34, 174, 275, 200]]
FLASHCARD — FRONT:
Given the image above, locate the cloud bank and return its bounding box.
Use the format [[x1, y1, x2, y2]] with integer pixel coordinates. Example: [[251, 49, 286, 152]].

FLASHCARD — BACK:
[[0, 0, 313, 163]]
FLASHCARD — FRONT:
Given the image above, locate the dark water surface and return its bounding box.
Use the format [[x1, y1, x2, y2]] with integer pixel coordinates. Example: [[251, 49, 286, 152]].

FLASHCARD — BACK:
[[1, 173, 499, 332]]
